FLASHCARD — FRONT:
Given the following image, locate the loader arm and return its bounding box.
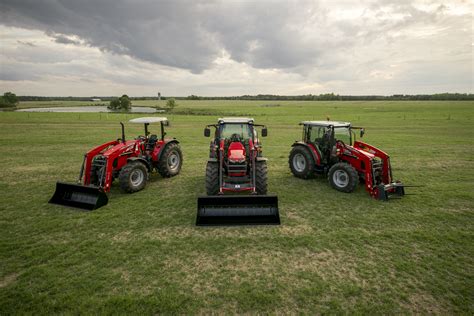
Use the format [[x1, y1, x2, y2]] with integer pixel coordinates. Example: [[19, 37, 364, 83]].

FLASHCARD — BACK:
[[83, 140, 119, 185], [353, 141, 391, 183]]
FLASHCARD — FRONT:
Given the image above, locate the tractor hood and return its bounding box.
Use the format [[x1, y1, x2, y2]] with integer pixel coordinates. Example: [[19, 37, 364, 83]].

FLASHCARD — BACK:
[[345, 144, 375, 159], [102, 140, 136, 157], [228, 141, 246, 163]]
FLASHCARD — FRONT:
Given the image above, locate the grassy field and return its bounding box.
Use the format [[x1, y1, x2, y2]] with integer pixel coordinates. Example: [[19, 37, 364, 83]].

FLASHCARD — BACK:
[[1, 100, 473, 314]]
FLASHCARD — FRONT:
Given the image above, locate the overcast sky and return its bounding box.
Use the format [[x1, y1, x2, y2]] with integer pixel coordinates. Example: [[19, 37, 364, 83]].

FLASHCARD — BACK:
[[0, 0, 472, 96]]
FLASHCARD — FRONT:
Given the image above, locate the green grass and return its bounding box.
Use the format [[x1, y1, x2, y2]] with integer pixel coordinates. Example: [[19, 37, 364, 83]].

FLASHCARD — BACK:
[[1, 100, 473, 314]]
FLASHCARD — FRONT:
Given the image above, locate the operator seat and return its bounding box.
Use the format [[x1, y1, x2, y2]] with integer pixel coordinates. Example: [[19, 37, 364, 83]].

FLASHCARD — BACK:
[[146, 134, 158, 151]]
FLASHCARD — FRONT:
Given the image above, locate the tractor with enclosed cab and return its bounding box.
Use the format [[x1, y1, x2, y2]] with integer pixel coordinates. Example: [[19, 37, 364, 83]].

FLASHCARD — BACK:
[[197, 117, 280, 225], [289, 120, 405, 200], [49, 117, 182, 210]]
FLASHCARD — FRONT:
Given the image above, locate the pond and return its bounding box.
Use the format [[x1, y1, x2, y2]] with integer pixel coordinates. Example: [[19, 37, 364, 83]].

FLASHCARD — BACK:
[[16, 106, 164, 113]]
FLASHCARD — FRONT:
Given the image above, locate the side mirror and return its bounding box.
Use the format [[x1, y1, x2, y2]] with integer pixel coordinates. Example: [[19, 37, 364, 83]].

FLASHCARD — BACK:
[[360, 129, 365, 138], [204, 127, 211, 137], [261, 127, 268, 137]]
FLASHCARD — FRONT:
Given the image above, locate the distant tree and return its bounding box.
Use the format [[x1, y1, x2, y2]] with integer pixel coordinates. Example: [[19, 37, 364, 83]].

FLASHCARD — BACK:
[[0, 92, 19, 108], [166, 98, 177, 110], [0, 97, 7, 108], [108, 98, 121, 110], [187, 95, 201, 100], [120, 94, 131, 110], [108, 94, 131, 111], [4, 92, 19, 104]]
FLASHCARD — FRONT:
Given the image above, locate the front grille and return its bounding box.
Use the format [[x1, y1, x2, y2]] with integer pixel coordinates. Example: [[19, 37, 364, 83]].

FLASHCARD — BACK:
[[91, 156, 107, 186], [227, 162, 247, 173], [371, 158, 383, 185]]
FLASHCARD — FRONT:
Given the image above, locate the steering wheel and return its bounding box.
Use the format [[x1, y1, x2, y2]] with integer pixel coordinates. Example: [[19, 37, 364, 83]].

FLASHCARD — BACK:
[[336, 139, 346, 147], [230, 133, 241, 142]]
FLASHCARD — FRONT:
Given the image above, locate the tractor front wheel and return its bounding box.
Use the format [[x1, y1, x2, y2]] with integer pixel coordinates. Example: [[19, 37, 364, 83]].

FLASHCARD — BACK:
[[255, 161, 268, 195], [205, 161, 219, 195], [328, 162, 358, 193], [289, 146, 315, 179], [119, 161, 148, 193], [157, 143, 183, 177]]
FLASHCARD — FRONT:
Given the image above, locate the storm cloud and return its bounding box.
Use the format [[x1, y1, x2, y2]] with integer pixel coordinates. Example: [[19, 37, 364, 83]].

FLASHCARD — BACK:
[[0, 0, 472, 95]]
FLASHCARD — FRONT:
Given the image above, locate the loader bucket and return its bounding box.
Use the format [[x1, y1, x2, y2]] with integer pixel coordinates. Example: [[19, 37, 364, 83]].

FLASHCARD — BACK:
[[49, 182, 108, 210], [196, 195, 280, 226]]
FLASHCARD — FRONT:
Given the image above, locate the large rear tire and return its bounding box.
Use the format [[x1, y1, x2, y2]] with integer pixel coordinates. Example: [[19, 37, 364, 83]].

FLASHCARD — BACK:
[[157, 143, 183, 178], [328, 162, 358, 193], [255, 161, 268, 195], [289, 146, 315, 179], [205, 162, 219, 195], [119, 161, 148, 193]]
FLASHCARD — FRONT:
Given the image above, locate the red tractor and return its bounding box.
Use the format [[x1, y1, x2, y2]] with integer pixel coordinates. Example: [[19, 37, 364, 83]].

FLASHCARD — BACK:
[[50, 117, 182, 210], [197, 117, 279, 225], [289, 121, 405, 200]]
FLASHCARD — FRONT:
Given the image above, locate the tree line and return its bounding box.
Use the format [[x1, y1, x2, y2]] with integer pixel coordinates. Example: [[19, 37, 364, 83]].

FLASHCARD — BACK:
[[17, 92, 473, 102], [183, 93, 474, 101]]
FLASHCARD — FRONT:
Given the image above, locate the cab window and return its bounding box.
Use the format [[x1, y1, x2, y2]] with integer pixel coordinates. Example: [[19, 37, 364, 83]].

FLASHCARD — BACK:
[[220, 124, 252, 139]]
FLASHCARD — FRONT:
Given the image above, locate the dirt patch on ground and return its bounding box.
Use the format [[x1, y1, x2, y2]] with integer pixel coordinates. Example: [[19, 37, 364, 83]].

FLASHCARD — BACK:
[[111, 231, 132, 242], [402, 292, 448, 314], [143, 223, 312, 241], [11, 164, 51, 173], [0, 273, 19, 288], [162, 249, 359, 297]]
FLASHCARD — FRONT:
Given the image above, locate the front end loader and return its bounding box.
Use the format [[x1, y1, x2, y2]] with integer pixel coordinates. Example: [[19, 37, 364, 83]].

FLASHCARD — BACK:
[[196, 118, 279, 225], [49, 117, 183, 210]]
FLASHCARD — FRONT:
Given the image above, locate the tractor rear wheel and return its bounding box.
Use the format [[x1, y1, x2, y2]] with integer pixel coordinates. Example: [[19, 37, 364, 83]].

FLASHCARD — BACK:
[[328, 162, 358, 193], [205, 161, 219, 195], [255, 161, 268, 195], [157, 143, 183, 177], [119, 161, 148, 193], [289, 146, 315, 179]]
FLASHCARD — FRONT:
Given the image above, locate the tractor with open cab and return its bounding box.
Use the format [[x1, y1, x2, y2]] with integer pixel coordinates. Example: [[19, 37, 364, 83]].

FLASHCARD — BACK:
[[49, 117, 182, 210]]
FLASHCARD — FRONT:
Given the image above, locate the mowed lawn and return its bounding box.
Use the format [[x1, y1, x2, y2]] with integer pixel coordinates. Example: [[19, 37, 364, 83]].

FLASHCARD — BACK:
[[1, 100, 473, 314]]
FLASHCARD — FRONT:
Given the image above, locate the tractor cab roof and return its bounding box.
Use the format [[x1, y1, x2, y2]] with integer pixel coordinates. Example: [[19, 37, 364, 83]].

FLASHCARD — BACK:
[[218, 117, 254, 124], [129, 117, 168, 124], [300, 121, 351, 128]]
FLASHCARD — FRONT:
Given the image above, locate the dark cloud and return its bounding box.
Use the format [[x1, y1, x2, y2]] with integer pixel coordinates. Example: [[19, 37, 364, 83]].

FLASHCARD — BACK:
[[49, 33, 81, 45], [0, 0, 471, 95], [0, 62, 40, 81], [0, 0, 221, 73], [17, 40, 36, 47], [0, 0, 349, 72]]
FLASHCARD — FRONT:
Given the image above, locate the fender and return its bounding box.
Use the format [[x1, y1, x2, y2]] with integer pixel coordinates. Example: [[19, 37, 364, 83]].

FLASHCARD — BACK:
[[157, 139, 180, 162], [291, 141, 321, 165], [127, 157, 152, 171]]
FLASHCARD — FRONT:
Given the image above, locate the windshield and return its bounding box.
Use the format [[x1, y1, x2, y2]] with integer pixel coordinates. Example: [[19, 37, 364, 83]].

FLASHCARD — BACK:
[[334, 127, 351, 144], [220, 123, 252, 140]]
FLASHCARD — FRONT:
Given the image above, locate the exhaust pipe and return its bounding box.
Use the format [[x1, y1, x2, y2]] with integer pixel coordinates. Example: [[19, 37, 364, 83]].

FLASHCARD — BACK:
[[120, 122, 126, 142], [196, 195, 280, 226]]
